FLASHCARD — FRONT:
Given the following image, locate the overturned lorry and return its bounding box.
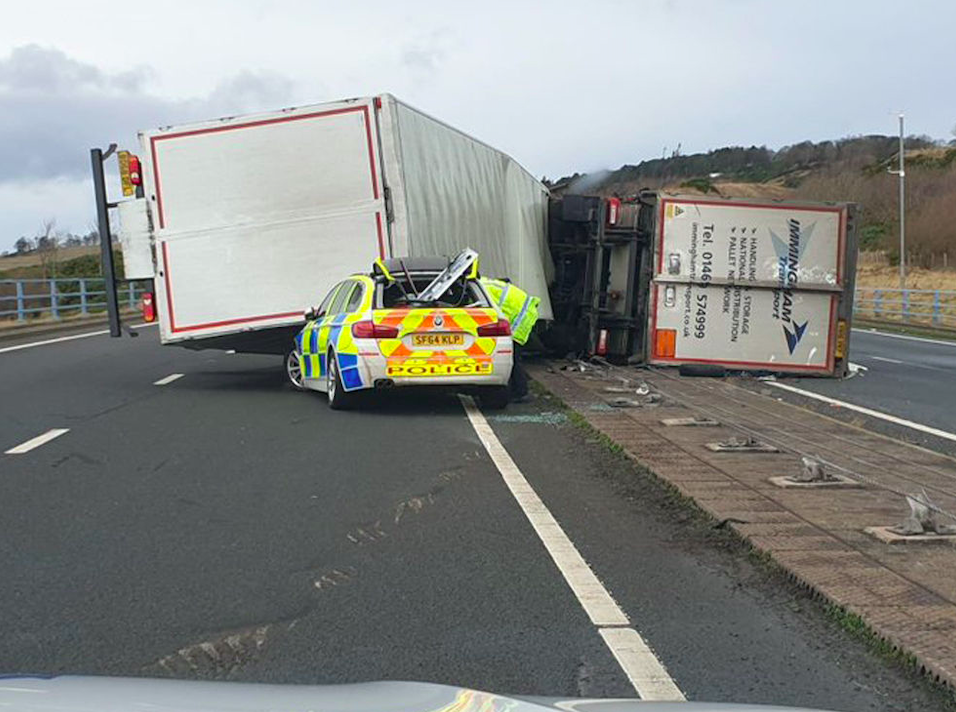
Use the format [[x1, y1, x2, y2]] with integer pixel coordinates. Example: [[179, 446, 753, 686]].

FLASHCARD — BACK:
[[96, 93, 857, 377]]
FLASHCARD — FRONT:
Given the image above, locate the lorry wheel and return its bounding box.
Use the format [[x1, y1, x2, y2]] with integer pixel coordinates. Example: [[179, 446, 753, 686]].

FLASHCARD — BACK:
[[286, 350, 304, 390], [480, 386, 510, 410], [326, 350, 356, 410]]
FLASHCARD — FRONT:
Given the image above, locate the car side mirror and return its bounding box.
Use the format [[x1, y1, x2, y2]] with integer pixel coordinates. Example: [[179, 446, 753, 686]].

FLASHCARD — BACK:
[[305, 307, 323, 321]]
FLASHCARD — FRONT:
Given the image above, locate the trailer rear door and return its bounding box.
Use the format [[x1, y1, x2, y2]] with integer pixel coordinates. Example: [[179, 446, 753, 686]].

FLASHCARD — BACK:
[[140, 98, 387, 343], [647, 196, 855, 376]]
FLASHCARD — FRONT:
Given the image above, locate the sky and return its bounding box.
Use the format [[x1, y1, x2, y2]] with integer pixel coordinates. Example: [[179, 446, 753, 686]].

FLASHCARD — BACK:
[[1, 0, 955, 252]]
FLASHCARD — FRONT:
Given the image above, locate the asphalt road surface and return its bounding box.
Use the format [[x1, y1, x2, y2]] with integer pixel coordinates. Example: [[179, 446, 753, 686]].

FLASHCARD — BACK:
[[0, 325, 950, 711], [763, 328, 956, 454]]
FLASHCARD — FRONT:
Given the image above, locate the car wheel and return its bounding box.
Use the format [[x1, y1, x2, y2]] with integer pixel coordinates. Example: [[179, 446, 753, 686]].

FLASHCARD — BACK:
[[286, 350, 304, 390], [326, 350, 356, 410], [480, 386, 510, 410]]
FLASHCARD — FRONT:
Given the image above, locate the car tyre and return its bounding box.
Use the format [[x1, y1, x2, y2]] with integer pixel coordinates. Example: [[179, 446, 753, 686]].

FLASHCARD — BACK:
[[480, 386, 510, 410], [327, 350, 356, 410], [286, 350, 304, 390]]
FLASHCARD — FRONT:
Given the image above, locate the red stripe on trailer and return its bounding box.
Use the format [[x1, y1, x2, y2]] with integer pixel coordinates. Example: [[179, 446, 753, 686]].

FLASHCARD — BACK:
[[161, 241, 175, 331], [150, 103, 381, 229], [153, 101, 384, 333], [362, 105, 380, 200], [375, 212, 385, 258]]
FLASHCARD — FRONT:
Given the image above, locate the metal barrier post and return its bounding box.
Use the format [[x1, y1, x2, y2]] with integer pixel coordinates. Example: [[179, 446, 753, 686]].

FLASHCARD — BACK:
[[50, 280, 59, 319], [902, 290, 909, 323], [16, 281, 25, 321], [934, 290, 941, 326], [80, 279, 88, 315], [128, 282, 135, 309], [874, 290, 882, 318]]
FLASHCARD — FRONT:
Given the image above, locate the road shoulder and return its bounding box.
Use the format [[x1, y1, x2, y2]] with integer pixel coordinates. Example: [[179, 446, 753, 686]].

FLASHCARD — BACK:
[[530, 360, 956, 700]]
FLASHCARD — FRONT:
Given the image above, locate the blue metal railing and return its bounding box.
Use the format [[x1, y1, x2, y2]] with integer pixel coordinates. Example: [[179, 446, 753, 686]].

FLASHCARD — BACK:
[[0, 278, 150, 322], [854, 287, 956, 329], [3, 278, 956, 332]]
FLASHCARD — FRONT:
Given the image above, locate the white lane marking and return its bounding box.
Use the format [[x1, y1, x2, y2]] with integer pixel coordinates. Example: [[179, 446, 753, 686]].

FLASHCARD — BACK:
[[848, 362, 867, 374], [0, 321, 158, 355], [5, 428, 70, 455], [0, 329, 109, 354], [869, 355, 904, 364], [599, 628, 687, 701], [767, 382, 956, 444], [855, 328, 956, 348], [459, 395, 684, 701], [153, 373, 184, 386]]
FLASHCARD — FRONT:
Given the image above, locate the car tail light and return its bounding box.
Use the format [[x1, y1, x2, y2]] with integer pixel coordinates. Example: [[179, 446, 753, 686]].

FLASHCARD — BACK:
[[141, 291, 156, 323], [477, 319, 511, 337], [352, 320, 399, 338]]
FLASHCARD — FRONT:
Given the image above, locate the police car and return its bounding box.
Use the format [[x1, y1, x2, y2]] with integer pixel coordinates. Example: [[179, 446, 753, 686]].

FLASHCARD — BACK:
[[286, 252, 514, 409]]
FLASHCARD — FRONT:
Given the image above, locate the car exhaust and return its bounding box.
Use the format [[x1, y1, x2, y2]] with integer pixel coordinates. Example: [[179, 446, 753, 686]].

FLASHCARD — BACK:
[[374, 378, 395, 389]]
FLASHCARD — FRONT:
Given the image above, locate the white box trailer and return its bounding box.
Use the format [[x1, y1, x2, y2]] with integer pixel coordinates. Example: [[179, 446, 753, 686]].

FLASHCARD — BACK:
[[646, 195, 856, 375], [121, 94, 551, 353]]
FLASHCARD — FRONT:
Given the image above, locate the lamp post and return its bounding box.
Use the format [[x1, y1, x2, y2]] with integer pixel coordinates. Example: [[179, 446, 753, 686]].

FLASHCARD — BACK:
[[887, 113, 906, 289]]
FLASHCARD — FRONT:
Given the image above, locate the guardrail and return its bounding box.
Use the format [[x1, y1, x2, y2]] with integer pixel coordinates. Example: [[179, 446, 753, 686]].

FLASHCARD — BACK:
[[3, 278, 956, 333], [854, 287, 956, 329], [0, 278, 150, 322]]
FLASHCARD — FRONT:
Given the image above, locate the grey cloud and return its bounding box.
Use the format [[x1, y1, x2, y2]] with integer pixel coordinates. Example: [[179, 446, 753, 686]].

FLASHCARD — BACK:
[[0, 45, 296, 184], [401, 30, 451, 75]]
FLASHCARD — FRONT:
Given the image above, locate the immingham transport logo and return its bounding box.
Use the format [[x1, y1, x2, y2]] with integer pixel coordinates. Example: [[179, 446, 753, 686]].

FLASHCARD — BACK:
[[770, 218, 816, 354]]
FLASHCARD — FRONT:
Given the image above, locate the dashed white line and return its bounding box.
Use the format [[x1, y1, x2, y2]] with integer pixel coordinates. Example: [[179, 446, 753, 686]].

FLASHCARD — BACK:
[[459, 394, 684, 701], [5, 428, 70, 455], [153, 373, 184, 386], [767, 381, 956, 444], [869, 355, 904, 364], [0, 322, 157, 355]]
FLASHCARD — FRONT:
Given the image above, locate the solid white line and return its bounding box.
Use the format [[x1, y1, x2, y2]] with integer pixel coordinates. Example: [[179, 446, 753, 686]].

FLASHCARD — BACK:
[[153, 373, 184, 386], [854, 328, 956, 348], [869, 355, 904, 364], [5, 428, 70, 455], [599, 628, 687, 701], [459, 395, 684, 701], [0, 321, 158, 355], [767, 382, 956, 444]]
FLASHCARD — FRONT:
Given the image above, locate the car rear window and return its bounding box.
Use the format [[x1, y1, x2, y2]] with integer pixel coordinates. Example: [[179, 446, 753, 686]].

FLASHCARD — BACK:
[[378, 275, 489, 309]]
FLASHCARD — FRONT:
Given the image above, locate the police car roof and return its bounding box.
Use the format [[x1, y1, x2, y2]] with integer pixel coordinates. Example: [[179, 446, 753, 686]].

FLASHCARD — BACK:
[[378, 256, 451, 274]]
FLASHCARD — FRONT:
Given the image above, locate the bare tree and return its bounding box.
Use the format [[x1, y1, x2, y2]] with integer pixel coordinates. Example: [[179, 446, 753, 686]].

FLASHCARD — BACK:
[[36, 218, 60, 279]]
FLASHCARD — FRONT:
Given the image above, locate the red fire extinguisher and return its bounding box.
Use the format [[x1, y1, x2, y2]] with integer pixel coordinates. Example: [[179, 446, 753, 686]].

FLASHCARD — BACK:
[[142, 292, 156, 323]]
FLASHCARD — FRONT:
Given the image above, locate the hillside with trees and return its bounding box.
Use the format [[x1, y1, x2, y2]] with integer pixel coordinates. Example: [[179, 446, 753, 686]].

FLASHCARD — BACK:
[[549, 134, 956, 269]]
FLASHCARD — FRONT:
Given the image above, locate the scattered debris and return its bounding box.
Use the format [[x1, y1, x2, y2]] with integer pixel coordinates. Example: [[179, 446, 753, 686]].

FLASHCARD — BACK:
[[488, 412, 568, 425], [608, 397, 643, 408], [660, 417, 720, 427], [706, 436, 779, 453], [635, 383, 650, 396]]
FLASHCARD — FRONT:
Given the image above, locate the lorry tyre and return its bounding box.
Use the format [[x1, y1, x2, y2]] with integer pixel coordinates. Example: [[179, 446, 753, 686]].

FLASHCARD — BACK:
[[326, 350, 356, 410], [480, 386, 510, 410], [286, 350, 304, 390]]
